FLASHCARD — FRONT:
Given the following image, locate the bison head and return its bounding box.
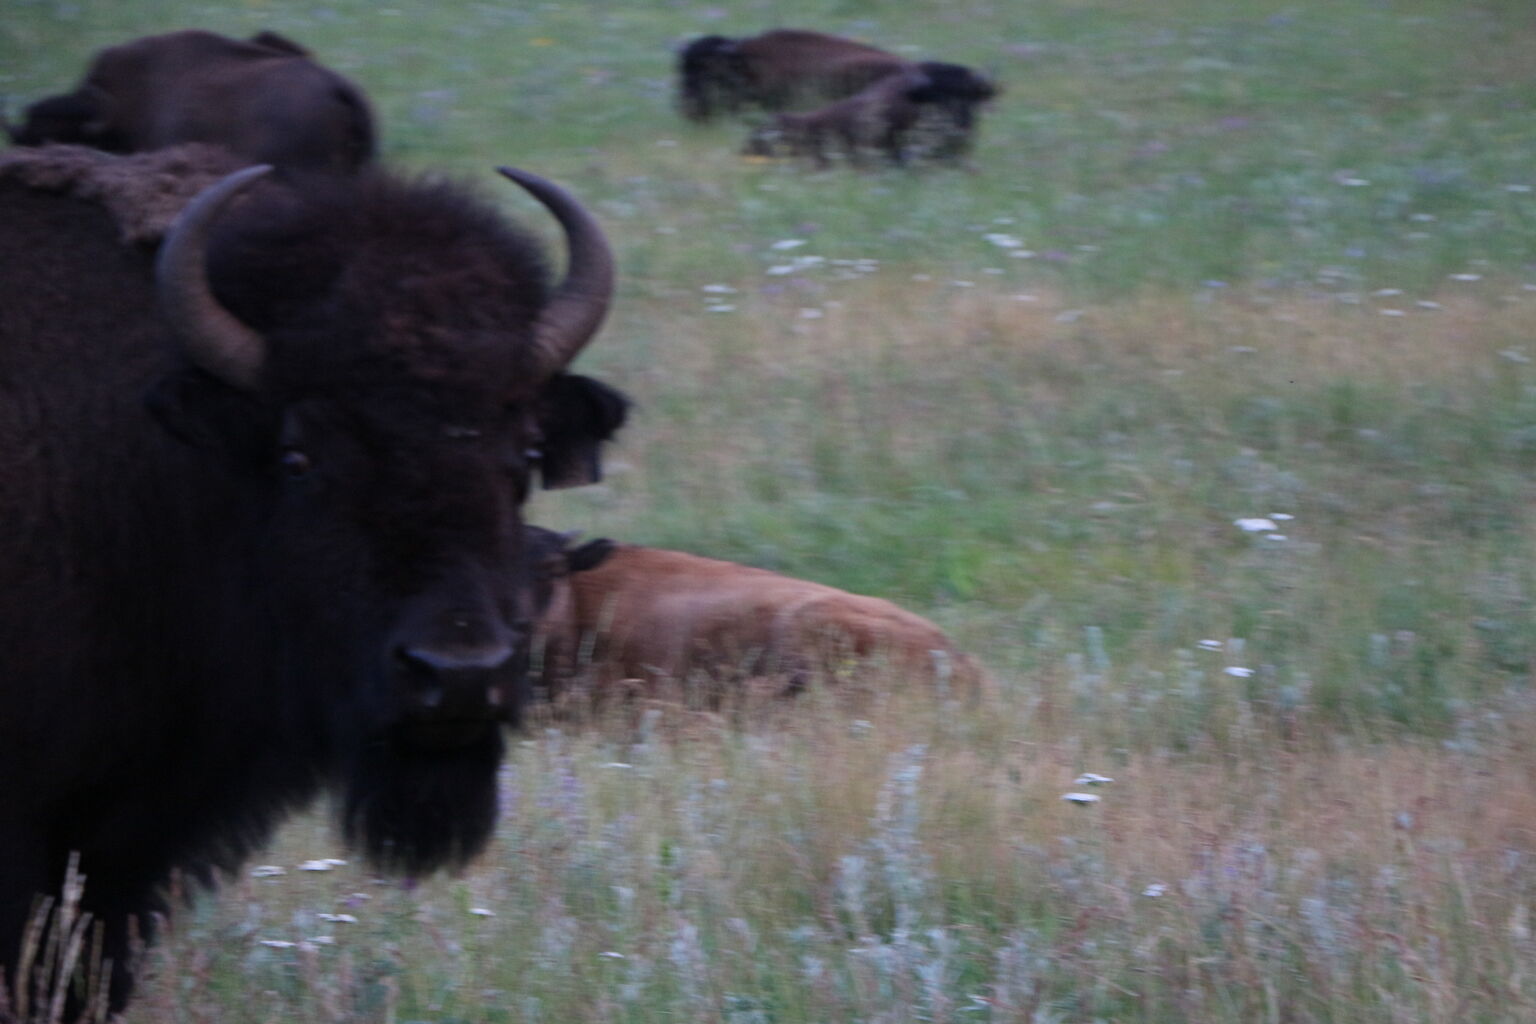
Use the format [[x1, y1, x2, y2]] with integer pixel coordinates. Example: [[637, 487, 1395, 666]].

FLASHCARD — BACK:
[[520, 526, 617, 701], [143, 164, 623, 873], [7, 86, 122, 148], [910, 62, 997, 128], [676, 35, 745, 121]]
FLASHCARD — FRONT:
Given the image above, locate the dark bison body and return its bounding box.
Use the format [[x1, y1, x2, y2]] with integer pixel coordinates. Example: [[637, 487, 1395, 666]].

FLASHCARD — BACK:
[[745, 68, 938, 168], [0, 146, 626, 1013], [678, 29, 996, 162], [7, 29, 375, 172], [677, 28, 907, 121], [528, 539, 988, 705]]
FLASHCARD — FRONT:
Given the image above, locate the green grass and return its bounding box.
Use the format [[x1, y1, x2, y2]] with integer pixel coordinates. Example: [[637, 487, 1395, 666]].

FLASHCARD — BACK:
[[5, 0, 1536, 1021]]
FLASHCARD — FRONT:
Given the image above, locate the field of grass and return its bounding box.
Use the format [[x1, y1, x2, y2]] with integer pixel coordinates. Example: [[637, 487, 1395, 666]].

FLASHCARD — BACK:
[[5, 0, 1536, 1020]]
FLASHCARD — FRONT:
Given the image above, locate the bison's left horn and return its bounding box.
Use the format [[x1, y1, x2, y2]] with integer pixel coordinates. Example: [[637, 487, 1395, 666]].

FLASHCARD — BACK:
[[156, 164, 273, 391], [497, 167, 614, 376]]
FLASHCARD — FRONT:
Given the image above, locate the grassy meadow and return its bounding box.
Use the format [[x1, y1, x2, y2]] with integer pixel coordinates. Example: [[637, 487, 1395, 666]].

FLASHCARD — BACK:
[[5, 0, 1536, 1020]]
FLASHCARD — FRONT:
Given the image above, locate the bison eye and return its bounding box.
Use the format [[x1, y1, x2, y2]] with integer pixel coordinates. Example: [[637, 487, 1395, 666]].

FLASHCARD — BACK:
[[279, 449, 313, 478]]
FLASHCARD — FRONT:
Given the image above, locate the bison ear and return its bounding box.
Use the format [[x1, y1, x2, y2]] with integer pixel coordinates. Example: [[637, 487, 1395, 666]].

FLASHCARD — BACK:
[[145, 370, 270, 467], [536, 373, 630, 490], [567, 538, 616, 573]]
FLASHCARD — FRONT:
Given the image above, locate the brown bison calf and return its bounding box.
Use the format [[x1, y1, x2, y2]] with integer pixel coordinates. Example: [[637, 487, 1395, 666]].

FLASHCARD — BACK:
[[744, 68, 936, 168], [531, 539, 987, 703], [7, 29, 375, 172]]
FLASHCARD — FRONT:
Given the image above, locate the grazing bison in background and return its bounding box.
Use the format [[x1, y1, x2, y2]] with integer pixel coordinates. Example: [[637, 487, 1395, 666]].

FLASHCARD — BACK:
[[5, 29, 375, 172], [678, 29, 996, 161], [0, 144, 626, 1014], [744, 67, 951, 168], [529, 540, 987, 704], [678, 28, 908, 121]]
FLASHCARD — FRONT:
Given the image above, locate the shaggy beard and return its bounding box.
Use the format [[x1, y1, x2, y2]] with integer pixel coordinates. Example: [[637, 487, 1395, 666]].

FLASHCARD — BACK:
[[339, 724, 504, 876]]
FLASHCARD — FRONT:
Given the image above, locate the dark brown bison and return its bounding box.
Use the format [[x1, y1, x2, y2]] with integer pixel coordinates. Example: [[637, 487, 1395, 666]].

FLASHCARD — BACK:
[[677, 28, 909, 121], [529, 540, 988, 704], [677, 30, 996, 160], [0, 144, 627, 1014], [744, 67, 941, 168], [6, 29, 375, 172]]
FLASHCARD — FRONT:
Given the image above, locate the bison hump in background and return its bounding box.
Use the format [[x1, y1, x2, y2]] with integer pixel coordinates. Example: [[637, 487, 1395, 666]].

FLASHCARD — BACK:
[[6, 28, 377, 172]]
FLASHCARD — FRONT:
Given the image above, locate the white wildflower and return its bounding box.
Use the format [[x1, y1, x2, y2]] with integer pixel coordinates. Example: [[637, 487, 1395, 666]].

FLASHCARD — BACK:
[[250, 865, 286, 878], [700, 284, 737, 294], [706, 304, 737, 313], [298, 860, 337, 872], [1373, 288, 1403, 297], [317, 913, 358, 924], [1449, 273, 1483, 281], [984, 233, 1024, 249], [1198, 639, 1223, 652], [1378, 308, 1405, 317], [599, 951, 626, 959], [1142, 883, 1168, 898], [769, 238, 807, 250], [1417, 300, 1443, 309], [1269, 513, 1294, 521], [308, 936, 336, 945], [1234, 518, 1278, 533], [603, 762, 634, 769], [1225, 666, 1254, 678], [1073, 773, 1114, 786], [1061, 792, 1100, 805], [469, 907, 496, 917], [259, 940, 297, 949]]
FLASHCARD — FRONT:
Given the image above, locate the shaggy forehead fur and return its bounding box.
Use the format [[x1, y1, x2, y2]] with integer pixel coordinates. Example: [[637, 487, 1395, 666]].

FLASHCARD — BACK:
[[203, 170, 554, 406], [0, 145, 558, 409]]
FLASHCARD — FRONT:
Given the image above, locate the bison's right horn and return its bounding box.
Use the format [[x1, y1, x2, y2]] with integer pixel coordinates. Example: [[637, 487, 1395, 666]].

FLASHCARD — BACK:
[[497, 167, 614, 377], [156, 164, 273, 391]]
